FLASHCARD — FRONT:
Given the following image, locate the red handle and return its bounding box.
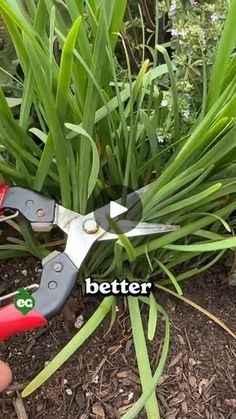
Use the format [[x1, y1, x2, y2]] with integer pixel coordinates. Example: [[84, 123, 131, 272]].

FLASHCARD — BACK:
[[0, 303, 48, 341], [0, 184, 10, 212]]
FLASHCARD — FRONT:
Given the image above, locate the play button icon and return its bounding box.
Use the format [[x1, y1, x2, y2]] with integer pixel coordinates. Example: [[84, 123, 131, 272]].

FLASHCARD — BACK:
[[110, 201, 128, 219], [93, 185, 143, 234]]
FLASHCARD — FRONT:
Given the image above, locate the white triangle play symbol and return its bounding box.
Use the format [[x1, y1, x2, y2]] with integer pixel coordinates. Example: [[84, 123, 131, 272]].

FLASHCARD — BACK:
[[110, 201, 128, 219]]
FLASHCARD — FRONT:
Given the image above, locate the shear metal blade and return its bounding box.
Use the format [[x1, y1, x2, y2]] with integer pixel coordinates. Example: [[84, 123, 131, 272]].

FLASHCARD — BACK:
[[54, 205, 82, 234], [99, 221, 180, 241]]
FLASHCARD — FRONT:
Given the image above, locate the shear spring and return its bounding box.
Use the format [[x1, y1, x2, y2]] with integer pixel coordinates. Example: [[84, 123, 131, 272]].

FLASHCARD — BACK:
[[0, 210, 19, 223], [0, 284, 39, 303]]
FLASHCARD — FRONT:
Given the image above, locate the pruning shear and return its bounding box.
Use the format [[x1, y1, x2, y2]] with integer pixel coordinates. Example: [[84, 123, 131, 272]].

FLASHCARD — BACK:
[[0, 184, 179, 341]]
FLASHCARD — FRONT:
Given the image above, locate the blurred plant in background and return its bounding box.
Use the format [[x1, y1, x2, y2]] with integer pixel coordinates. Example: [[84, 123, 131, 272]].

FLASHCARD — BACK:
[[0, 16, 17, 85], [161, 0, 230, 128], [126, 0, 230, 143], [0, 1, 230, 142]]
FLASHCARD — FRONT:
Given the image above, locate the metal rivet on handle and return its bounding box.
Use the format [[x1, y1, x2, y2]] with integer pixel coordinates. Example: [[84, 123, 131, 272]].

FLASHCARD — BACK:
[[36, 209, 45, 217], [48, 281, 57, 290], [54, 263, 63, 273]]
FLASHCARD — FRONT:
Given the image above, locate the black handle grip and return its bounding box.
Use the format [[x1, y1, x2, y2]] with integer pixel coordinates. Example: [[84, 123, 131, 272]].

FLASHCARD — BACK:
[[2, 187, 55, 224], [34, 252, 79, 319]]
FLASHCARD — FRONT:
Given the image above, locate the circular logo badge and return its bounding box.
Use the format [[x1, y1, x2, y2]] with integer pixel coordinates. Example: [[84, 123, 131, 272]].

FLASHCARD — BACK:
[[14, 288, 35, 315], [93, 185, 143, 234]]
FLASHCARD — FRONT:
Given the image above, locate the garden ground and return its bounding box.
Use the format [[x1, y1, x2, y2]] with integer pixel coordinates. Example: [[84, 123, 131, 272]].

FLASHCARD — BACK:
[[0, 257, 235, 419]]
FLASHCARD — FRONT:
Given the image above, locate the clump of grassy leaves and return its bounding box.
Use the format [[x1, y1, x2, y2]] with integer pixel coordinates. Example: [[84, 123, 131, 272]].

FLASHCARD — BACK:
[[1, 1, 236, 417]]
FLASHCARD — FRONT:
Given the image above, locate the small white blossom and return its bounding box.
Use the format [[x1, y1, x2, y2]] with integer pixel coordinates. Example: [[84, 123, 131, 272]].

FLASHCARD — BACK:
[[180, 29, 187, 37], [171, 28, 187, 38], [182, 110, 190, 120], [157, 136, 165, 144], [160, 99, 168, 108], [171, 28, 178, 37], [211, 13, 220, 23], [170, 1, 177, 13]]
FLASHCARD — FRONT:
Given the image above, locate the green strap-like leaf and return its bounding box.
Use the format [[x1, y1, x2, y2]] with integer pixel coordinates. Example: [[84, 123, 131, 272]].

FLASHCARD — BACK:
[[65, 123, 100, 198]]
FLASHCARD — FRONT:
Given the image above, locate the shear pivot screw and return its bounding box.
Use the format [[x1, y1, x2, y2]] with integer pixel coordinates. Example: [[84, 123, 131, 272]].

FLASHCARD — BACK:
[[36, 209, 45, 217], [83, 219, 99, 234], [54, 263, 63, 273]]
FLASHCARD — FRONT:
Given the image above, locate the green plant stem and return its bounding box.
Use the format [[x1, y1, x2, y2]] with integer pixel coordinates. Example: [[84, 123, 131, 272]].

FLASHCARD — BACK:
[[22, 296, 115, 397], [207, 0, 236, 110], [123, 299, 170, 419], [128, 296, 160, 419]]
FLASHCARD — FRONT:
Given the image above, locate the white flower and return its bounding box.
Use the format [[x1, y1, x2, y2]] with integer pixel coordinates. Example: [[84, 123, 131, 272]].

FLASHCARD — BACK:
[[160, 99, 168, 108], [182, 110, 190, 120], [180, 29, 187, 37], [171, 28, 179, 37], [157, 136, 165, 144], [171, 28, 187, 38], [211, 13, 220, 23], [170, 1, 177, 13], [175, 29, 187, 38]]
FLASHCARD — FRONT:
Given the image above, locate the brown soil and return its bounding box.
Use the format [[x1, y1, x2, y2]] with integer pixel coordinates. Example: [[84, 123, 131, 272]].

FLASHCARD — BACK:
[[0, 257, 235, 419]]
